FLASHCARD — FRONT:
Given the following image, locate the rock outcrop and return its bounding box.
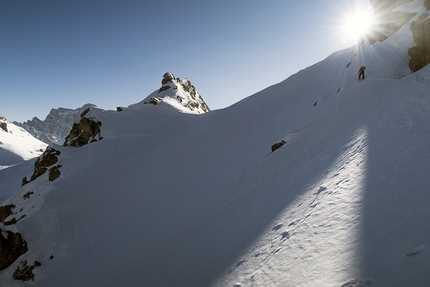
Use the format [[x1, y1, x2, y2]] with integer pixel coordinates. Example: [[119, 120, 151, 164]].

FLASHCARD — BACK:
[[0, 122, 7, 133], [22, 147, 62, 185], [408, 14, 430, 72], [134, 72, 211, 114], [12, 260, 41, 281], [0, 229, 28, 271], [14, 104, 96, 144], [425, 0, 430, 10], [366, 0, 416, 44], [63, 108, 103, 148], [271, 140, 286, 153]]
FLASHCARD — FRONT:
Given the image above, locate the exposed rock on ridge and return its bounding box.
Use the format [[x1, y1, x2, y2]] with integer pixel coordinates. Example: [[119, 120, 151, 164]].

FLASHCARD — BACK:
[[0, 115, 7, 133], [408, 13, 430, 72], [0, 229, 28, 271], [63, 108, 103, 148], [14, 104, 96, 144], [367, 0, 415, 44], [137, 72, 211, 114], [22, 146, 62, 185]]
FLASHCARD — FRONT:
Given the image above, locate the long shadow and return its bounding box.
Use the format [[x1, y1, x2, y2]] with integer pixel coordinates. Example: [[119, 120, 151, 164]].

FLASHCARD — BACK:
[[358, 73, 430, 285]]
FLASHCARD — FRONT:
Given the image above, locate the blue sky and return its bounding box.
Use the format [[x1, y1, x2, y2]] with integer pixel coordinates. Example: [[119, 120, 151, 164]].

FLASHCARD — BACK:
[[1, 0, 372, 122]]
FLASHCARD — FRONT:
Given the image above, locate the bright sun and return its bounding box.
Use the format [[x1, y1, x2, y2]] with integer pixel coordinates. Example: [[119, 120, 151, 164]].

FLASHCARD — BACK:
[[342, 8, 374, 43]]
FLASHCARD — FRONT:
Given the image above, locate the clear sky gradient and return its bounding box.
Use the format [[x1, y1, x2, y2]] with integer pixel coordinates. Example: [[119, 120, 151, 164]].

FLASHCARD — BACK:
[[1, 0, 373, 122]]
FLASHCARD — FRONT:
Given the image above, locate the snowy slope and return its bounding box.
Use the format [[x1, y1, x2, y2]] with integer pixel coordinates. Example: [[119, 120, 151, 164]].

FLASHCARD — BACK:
[[0, 115, 47, 168], [1, 1, 430, 286]]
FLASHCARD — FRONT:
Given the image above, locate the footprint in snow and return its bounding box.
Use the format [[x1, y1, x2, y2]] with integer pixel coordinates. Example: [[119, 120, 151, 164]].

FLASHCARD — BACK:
[[341, 277, 373, 286], [272, 224, 283, 231], [405, 244, 425, 256], [281, 231, 289, 240], [235, 260, 245, 267], [316, 186, 327, 195]]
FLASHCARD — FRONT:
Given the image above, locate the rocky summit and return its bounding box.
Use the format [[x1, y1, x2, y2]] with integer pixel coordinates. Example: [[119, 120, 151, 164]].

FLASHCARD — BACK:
[[129, 72, 210, 114]]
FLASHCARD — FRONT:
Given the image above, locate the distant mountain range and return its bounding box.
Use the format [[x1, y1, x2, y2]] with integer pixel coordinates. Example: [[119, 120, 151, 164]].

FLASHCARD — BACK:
[[13, 73, 210, 145]]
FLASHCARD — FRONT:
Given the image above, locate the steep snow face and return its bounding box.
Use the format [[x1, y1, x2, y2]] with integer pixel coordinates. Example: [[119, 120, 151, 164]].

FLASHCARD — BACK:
[[129, 72, 210, 114], [0, 115, 47, 168], [14, 104, 96, 145], [0, 2, 430, 287]]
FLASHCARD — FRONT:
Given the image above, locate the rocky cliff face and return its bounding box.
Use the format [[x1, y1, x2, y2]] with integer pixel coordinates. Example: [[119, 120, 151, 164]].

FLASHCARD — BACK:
[[14, 104, 96, 145], [367, 0, 430, 72], [367, 0, 415, 44], [408, 13, 430, 72], [130, 72, 210, 114]]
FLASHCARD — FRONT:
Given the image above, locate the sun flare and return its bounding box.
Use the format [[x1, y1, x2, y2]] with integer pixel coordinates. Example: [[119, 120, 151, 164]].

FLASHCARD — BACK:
[[342, 7, 374, 44]]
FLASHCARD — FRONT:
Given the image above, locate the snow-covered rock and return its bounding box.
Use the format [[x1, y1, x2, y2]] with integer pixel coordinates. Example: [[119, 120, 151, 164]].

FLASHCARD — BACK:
[[129, 72, 210, 114]]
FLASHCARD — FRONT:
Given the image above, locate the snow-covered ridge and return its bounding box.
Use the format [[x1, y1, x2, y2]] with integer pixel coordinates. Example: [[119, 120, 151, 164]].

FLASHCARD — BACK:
[[0, 1, 430, 286], [129, 72, 210, 114]]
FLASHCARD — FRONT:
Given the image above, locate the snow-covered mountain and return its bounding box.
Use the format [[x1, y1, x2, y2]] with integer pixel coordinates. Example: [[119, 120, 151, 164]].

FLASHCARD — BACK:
[[14, 72, 210, 146], [0, 115, 47, 168], [14, 104, 96, 145], [1, 1, 430, 286], [128, 72, 210, 114]]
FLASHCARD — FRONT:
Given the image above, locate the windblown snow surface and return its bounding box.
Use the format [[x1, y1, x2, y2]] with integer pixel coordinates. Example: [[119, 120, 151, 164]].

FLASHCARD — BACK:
[[1, 2, 430, 287]]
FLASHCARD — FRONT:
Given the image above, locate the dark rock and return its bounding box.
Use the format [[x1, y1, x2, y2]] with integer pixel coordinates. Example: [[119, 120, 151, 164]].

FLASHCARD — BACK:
[[144, 97, 160, 105], [271, 140, 287, 153], [22, 147, 61, 185], [0, 229, 28, 270], [158, 85, 171, 93], [0, 122, 8, 133], [161, 72, 175, 85], [116, 107, 123, 112], [12, 260, 41, 281], [48, 165, 62, 181], [0, 205, 15, 223], [23, 191, 34, 200], [408, 14, 430, 72], [425, 0, 430, 10], [64, 116, 102, 148]]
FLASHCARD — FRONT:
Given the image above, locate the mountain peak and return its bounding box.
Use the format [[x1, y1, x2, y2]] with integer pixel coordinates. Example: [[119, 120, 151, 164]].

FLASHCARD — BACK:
[[129, 72, 210, 114], [14, 104, 97, 145]]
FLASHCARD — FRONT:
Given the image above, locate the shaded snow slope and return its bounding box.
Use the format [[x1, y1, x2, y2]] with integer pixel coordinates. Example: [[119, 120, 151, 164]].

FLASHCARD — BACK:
[[1, 2, 430, 286], [0, 115, 47, 168]]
